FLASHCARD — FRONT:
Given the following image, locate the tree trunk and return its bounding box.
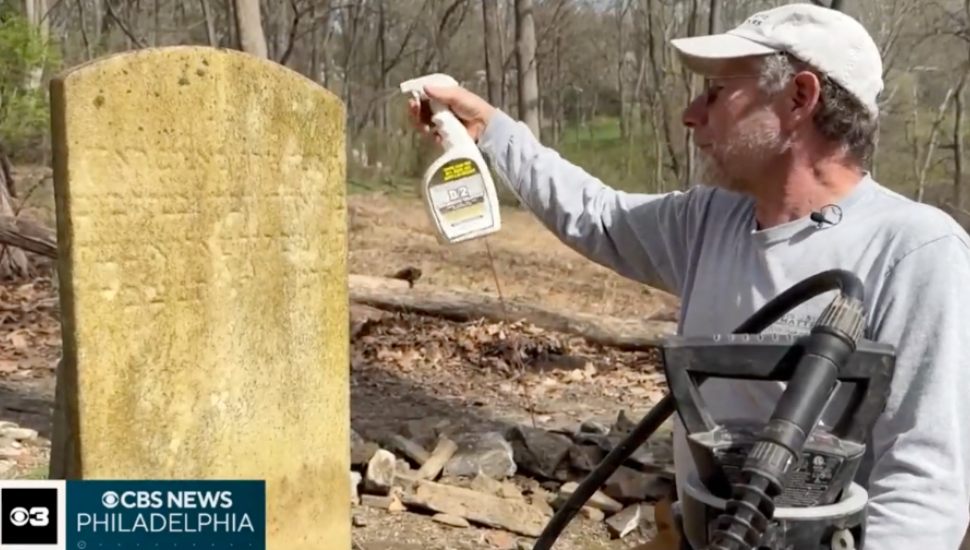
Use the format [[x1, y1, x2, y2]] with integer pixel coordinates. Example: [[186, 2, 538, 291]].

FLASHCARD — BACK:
[[0, 166, 31, 279], [515, 0, 540, 139], [23, 0, 49, 90], [199, 0, 218, 47], [234, 0, 267, 58], [954, 68, 967, 211], [348, 274, 676, 350], [682, 0, 699, 189], [916, 78, 962, 202], [378, 1, 388, 130], [709, 0, 721, 34], [553, 20, 563, 146], [483, 0, 503, 108], [645, 0, 680, 185], [617, 0, 630, 140]]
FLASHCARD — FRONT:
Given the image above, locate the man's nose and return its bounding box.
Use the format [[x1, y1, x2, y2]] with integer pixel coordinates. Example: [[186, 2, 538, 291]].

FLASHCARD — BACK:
[[682, 94, 707, 128]]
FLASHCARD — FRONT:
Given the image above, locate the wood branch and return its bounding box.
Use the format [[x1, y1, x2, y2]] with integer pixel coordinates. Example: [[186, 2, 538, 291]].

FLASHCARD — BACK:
[[0, 216, 56, 259], [277, 0, 303, 66], [348, 274, 676, 350], [917, 75, 965, 201], [104, 0, 148, 48]]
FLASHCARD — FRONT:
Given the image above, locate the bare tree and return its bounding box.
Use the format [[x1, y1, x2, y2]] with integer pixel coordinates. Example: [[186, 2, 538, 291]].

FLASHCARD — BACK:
[[515, 0, 540, 139], [234, 0, 267, 58], [483, 0, 504, 109], [11, 0, 970, 224], [810, 0, 844, 11]]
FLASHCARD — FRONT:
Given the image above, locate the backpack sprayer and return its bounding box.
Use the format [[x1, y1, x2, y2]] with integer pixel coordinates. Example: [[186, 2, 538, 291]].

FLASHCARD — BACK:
[[399, 73, 502, 244], [399, 74, 897, 549]]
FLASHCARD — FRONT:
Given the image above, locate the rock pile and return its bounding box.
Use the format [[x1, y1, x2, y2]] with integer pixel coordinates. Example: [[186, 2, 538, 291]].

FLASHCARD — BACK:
[[350, 410, 675, 544], [0, 420, 40, 476]]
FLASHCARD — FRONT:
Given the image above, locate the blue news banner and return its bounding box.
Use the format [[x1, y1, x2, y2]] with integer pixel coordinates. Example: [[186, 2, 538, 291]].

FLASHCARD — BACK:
[[0, 479, 265, 550]]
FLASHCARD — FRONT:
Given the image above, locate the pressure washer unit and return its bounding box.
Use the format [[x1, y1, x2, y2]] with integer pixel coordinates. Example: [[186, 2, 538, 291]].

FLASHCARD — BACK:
[[533, 269, 896, 550]]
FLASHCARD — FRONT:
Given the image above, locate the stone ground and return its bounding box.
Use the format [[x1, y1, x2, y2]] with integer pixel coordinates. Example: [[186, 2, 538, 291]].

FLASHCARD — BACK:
[[0, 168, 682, 549]]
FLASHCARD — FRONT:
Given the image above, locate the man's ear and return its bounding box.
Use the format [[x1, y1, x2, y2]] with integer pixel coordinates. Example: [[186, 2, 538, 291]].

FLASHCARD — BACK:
[[789, 71, 822, 121]]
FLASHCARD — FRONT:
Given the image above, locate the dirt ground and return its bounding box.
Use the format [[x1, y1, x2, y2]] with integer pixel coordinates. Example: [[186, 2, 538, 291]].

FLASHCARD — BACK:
[[347, 192, 679, 320], [0, 175, 681, 549]]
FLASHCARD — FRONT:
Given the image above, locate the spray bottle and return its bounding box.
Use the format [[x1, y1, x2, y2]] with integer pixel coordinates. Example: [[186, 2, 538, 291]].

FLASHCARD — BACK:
[[400, 73, 501, 244]]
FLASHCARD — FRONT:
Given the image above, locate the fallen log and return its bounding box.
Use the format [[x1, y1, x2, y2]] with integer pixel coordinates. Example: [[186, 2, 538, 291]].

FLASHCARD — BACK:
[[348, 274, 676, 350], [0, 215, 57, 259]]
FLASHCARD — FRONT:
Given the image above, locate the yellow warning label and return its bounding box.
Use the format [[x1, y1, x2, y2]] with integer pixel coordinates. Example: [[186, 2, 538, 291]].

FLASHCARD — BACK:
[[441, 159, 479, 182]]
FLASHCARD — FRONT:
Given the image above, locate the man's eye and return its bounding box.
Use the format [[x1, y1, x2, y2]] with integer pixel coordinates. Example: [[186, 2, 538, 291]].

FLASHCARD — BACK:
[[706, 86, 722, 104]]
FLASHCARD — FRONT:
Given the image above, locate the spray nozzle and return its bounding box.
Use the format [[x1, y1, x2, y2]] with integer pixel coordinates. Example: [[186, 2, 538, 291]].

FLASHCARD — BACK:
[[399, 73, 460, 101], [400, 73, 464, 140]]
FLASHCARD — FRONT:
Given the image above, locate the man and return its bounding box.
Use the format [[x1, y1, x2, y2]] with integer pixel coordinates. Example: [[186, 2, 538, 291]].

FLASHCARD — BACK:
[[409, 3, 970, 548]]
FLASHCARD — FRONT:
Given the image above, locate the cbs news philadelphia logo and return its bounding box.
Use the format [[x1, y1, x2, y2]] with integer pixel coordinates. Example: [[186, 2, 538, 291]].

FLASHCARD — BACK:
[[0, 479, 264, 550]]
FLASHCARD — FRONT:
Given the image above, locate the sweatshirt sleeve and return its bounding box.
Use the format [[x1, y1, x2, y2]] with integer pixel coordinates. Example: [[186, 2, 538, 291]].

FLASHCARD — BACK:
[[476, 109, 713, 296], [864, 233, 970, 549]]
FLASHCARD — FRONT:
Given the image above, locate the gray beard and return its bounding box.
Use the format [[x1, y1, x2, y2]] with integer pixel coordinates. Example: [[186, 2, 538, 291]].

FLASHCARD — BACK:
[[690, 119, 792, 192]]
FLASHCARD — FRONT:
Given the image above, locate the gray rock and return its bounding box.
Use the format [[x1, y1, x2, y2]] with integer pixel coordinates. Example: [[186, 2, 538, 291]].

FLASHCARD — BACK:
[[351, 429, 379, 467], [611, 410, 637, 435], [403, 418, 454, 450], [578, 419, 610, 436], [350, 471, 362, 505], [432, 513, 470, 528], [470, 472, 503, 495], [497, 480, 524, 500], [364, 449, 396, 495], [1, 427, 37, 441], [0, 446, 22, 459], [569, 443, 605, 472], [628, 445, 665, 472], [443, 431, 516, 479], [360, 494, 395, 509], [400, 479, 548, 537], [606, 503, 643, 538], [532, 498, 554, 517], [572, 424, 672, 475], [386, 434, 429, 466], [505, 425, 572, 479], [573, 431, 613, 449], [604, 467, 672, 503], [554, 481, 623, 514], [581, 506, 605, 522]]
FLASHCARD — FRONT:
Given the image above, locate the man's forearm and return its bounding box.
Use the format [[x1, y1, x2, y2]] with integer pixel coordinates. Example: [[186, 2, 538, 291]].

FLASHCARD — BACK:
[[475, 109, 708, 295]]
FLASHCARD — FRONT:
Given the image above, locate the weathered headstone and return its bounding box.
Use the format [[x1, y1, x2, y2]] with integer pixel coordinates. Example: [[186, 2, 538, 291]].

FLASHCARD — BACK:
[[48, 46, 348, 549]]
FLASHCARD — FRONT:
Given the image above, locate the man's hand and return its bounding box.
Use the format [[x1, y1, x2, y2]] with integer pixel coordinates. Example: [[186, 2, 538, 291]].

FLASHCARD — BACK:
[[407, 85, 497, 146]]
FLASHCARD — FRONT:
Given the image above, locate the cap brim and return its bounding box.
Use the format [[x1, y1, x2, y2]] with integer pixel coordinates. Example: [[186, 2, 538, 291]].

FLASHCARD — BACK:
[[671, 33, 779, 75]]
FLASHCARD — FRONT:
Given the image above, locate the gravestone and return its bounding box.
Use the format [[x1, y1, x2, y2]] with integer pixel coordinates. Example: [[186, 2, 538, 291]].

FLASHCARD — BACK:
[[48, 46, 349, 549]]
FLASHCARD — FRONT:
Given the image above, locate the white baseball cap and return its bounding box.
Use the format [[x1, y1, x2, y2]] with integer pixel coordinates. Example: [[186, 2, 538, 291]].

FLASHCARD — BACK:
[[670, 3, 883, 117]]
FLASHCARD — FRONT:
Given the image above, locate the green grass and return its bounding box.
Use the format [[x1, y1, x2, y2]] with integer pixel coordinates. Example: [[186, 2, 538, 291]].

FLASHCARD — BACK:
[[553, 116, 670, 194], [21, 464, 48, 479]]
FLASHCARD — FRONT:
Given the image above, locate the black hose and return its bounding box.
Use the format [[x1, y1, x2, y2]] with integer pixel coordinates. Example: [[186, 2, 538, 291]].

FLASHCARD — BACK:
[[530, 269, 865, 550]]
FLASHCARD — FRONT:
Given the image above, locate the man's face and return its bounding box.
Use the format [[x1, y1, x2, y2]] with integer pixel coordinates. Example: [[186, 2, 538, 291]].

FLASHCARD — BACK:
[[683, 56, 791, 193]]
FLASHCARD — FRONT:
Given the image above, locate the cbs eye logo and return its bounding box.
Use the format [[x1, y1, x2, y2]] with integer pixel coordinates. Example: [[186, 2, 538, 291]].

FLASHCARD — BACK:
[[9, 505, 49, 527], [1, 487, 58, 545]]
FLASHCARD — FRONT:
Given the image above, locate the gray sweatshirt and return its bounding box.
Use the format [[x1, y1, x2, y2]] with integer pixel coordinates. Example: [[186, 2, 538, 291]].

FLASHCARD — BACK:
[[476, 109, 970, 549]]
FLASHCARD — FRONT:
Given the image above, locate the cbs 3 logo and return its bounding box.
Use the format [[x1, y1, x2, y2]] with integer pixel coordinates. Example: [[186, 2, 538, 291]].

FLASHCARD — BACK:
[[9, 506, 50, 527]]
